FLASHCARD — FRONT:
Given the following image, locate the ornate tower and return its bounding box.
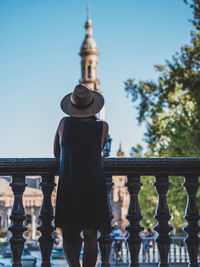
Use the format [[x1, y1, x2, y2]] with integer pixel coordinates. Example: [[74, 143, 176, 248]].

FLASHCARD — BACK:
[[117, 143, 125, 158], [80, 5, 100, 92]]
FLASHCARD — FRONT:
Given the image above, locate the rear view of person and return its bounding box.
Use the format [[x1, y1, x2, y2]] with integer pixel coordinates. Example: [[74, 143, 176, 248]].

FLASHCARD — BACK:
[[54, 84, 112, 267]]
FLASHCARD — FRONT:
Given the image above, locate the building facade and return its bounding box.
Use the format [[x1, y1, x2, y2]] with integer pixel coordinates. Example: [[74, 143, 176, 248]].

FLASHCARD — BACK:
[[112, 145, 130, 232]]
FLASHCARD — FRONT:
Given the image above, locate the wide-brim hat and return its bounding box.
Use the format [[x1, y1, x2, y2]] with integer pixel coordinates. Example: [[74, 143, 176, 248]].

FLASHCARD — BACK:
[[60, 84, 104, 117]]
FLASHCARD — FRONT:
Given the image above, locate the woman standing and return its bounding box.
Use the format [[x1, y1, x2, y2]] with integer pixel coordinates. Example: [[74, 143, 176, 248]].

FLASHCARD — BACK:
[[54, 84, 111, 267]]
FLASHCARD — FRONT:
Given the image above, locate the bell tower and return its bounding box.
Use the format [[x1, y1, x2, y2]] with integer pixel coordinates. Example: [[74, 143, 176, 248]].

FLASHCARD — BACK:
[[80, 5, 100, 92]]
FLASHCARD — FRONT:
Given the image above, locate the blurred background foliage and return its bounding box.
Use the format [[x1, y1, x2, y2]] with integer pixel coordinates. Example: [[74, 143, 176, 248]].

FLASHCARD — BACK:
[[125, 0, 200, 233]]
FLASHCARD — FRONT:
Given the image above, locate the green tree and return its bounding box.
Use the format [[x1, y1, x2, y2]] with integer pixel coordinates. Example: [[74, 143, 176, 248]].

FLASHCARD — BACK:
[[125, 29, 200, 157], [130, 144, 143, 157], [125, 0, 200, 232]]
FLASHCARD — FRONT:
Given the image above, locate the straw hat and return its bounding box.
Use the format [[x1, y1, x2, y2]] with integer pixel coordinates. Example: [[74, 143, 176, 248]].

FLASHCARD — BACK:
[[60, 84, 104, 117]]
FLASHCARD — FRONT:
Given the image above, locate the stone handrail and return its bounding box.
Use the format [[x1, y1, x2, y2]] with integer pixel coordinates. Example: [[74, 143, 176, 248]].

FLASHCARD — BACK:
[[1, 157, 200, 175], [0, 157, 200, 267]]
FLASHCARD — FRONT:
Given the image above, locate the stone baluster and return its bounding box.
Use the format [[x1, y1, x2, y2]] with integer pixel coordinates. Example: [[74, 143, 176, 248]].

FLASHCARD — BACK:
[[8, 175, 27, 267], [184, 245, 187, 262], [153, 240, 156, 262], [37, 175, 56, 267], [179, 239, 182, 262], [182, 176, 200, 267], [153, 175, 173, 267], [98, 175, 114, 267], [125, 175, 144, 267], [126, 241, 129, 262], [174, 242, 177, 262]]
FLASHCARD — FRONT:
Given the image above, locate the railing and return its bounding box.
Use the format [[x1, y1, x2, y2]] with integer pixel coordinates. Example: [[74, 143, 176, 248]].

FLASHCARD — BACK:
[[0, 157, 200, 267]]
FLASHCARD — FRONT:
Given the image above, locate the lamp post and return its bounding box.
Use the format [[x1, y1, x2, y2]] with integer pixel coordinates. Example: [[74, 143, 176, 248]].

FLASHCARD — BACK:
[[103, 134, 112, 157]]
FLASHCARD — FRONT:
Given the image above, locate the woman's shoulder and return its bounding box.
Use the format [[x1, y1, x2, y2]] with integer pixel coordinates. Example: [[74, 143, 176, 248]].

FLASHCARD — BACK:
[[98, 120, 109, 130], [96, 119, 108, 124], [59, 116, 68, 123], [58, 116, 70, 130], [96, 120, 109, 135]]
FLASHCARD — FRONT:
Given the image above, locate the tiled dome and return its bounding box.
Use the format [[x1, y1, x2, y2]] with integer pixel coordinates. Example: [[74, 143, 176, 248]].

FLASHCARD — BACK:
[[81, 36, 98, 52]]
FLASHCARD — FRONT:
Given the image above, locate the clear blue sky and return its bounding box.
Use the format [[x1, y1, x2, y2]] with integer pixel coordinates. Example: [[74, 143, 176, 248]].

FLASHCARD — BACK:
[[0, 0, 193, 157]]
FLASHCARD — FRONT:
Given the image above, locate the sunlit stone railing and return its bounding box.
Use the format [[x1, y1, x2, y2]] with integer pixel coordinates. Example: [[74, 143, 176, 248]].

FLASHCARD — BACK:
[[0, 157, 200, 267]]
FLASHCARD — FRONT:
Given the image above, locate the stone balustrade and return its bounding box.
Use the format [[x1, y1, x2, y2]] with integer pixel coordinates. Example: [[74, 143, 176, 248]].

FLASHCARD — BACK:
[[0, 157, 200, 267]]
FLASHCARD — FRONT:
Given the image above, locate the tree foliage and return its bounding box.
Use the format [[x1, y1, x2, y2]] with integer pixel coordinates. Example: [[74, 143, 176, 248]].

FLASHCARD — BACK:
[[126, 0, 200, 232], [130, 144, 143, 157], [184, 0, 200, 29], [125, 30, 200, 157]]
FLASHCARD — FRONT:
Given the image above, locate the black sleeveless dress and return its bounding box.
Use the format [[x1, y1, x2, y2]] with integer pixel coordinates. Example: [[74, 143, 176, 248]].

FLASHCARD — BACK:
[[55, 116, 111, 233]]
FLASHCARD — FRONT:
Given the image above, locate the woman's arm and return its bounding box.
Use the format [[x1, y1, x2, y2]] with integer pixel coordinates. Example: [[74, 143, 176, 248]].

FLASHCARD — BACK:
[[53, 117, 65, 158], [53, 128, 60, 158], [101, 121, 109, 151]]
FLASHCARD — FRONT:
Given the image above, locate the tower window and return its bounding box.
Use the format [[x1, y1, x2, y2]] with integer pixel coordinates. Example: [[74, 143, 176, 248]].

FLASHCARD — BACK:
[[88, 65, 91, 79]]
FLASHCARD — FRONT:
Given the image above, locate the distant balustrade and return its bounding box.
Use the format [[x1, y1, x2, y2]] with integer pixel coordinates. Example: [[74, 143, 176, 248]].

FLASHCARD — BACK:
[[110, 236, 196, 264], [0, 157, 200, 267]]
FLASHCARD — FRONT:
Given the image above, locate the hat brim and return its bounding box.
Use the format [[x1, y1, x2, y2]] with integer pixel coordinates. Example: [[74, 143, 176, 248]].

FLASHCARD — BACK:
[[60, 91, 104, 117]]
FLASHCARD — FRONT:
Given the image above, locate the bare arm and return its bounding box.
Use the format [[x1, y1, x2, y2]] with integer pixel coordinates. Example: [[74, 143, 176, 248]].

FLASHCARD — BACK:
[[53, 117, 65, 158], [101, 121, 109, 151], [53, 128, 60, 158]]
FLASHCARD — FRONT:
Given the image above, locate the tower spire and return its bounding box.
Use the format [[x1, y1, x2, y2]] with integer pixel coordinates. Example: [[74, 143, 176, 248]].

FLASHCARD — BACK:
[[87, 3, 90, 21], [117, 143, 125, 158], [79, 5, 100, 92]]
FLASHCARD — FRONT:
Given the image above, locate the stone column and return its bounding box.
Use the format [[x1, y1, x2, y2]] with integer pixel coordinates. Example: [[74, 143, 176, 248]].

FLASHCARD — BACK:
[[7, 208, 11, 227], [98, 175, 114, 267], [37, 175, 56, 267], [153, 175, 173, 267], [31, 208, 36, 240], [125, 175, 144, 267], [8, 175, 27, 267], [182, 175, 200, 267]]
